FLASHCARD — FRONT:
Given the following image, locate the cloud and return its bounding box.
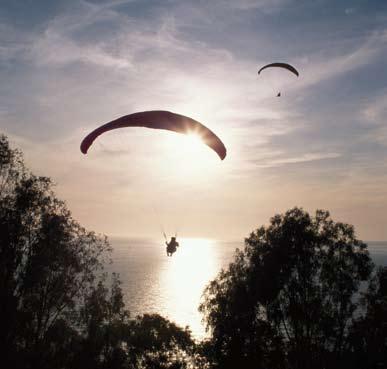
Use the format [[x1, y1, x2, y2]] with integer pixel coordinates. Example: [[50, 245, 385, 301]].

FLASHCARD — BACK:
[[0, 22, 32, 62], [11, 3, 386, 176], [2, 2, 385, 144], [31, 29, 133, 68], [255, 152, 341, 168], [363, 91, 387, 123], [167, 0, 289, 12], [217, 0, 290, 11], [360, 90, 387, 146], [290, 31, 387, 92]]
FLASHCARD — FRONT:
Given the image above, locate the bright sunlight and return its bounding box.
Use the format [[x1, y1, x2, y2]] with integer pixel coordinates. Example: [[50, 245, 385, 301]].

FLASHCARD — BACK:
[[158, 131, 221, 184], [159, 238, 220, 338]]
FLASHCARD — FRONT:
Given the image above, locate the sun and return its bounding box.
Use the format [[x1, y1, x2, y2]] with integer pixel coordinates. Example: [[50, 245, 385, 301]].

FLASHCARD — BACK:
[[177, 132, 207, 156], [158, 131, 220, 183]]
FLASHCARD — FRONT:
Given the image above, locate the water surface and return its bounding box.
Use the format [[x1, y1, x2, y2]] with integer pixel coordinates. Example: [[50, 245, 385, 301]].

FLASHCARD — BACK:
[[109, 238, 387, 339]]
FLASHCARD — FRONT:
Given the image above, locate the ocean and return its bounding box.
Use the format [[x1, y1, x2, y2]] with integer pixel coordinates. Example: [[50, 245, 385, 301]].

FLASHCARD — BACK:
[[108, 238, 387, 339]]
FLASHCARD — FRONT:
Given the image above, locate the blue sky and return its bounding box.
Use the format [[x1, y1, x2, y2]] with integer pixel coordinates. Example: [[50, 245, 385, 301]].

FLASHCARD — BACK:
[[1, 0, 387, 240]]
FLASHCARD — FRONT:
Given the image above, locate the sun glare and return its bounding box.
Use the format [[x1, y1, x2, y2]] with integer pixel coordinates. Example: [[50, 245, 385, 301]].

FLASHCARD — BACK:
[[169, 131, 210, 161], [178, 132, 206, 156], [158, 238, 219, 339], [158, 131, 221, 184]]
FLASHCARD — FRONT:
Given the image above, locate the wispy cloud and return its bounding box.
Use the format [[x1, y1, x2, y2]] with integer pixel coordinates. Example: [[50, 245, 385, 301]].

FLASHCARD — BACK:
[[290, 30, 387, 92], [255, 152, 341, 168], [31, 29, 133, 69], [363, 91, 387, 124], [217, 0, 290, 11]]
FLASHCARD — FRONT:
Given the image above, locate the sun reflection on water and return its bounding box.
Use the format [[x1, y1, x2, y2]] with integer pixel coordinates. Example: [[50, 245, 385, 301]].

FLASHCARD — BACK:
[[159, 238, 220, 338], [110, 237, 238, 340]]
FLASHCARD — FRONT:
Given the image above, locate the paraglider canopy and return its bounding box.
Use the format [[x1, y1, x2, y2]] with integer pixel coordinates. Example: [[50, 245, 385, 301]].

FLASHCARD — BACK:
[[80, 110, 226, 160], [258, 62, 299, 77]]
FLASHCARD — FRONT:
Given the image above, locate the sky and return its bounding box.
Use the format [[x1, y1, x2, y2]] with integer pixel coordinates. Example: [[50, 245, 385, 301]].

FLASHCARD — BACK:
[[1, 0, 387, 241]]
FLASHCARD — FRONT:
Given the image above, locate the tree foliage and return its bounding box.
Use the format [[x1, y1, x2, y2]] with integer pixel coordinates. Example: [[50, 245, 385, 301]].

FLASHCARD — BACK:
[[0, 134, 198, 369], [348, 266, 387, 368], [200, 207, 378, 369], [0, 134, 110, 367]]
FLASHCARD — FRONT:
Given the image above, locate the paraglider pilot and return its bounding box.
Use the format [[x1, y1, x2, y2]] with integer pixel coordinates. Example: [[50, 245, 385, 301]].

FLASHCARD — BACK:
[[166, 237, 179, 257]]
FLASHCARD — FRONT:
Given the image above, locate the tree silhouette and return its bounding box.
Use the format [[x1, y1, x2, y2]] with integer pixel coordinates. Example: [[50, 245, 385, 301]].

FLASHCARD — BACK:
[[200, 207, 375, 369], [348, 266, 387, 368], [0, 134, 198, 369], [0, 134, 112, 367]]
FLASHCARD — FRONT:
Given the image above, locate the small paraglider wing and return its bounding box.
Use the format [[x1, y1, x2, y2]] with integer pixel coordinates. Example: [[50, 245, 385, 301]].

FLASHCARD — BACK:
[[258, 63, 299, 77], [80, 110, 227, 160]]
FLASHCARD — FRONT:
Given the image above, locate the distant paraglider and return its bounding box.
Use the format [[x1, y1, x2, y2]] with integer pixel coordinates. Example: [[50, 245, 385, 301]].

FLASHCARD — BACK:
[[258, 63, 299, 97], [80, 110, 227, 160]]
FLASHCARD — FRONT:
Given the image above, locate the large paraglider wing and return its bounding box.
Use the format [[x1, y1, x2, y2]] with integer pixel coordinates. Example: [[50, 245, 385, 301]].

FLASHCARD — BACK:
[[258, 63, 299, 77], [80, 110, 227, 160]]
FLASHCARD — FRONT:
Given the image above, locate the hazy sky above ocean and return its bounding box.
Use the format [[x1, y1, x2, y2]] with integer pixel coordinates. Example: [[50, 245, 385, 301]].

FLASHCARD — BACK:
[[1, 0, 387, 240]]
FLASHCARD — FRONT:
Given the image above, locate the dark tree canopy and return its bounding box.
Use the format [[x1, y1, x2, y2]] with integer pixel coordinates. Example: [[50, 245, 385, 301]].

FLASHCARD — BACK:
[[0, 134, 198, 369], [200, 207, 377, 369], [348, 266, 387, 368], [0, 133, 113, 367]]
